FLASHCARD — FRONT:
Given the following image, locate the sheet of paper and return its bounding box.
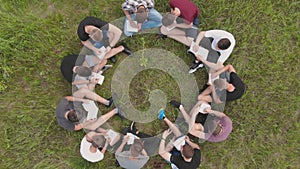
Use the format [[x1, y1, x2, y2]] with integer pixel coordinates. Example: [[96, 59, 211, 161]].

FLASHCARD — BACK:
[[198, 103, 211, 114], [208, 73, 219, 85], [91, 72, 105, 85], [173, 136, 185, 151], [189, 41, 209, 60], [126, 133, 137, 145], [126, 20, 138, 32], [82, 101, 99, 120], [96, 46, 106, 60]]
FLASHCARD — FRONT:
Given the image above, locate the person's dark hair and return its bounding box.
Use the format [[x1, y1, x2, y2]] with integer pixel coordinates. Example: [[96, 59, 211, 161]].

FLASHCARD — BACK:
[[213, 124, 222, 135], [217, 38, 231, 50], [67, 110, 79, 122], [130, 139, 144, 157], [90, 28, 103, 42], [91, 135, 105, 148], [162, 13, 176, 27], [136, 6, 147, 23], [74, 66, 92, 77], [182, 144, 194, 159]]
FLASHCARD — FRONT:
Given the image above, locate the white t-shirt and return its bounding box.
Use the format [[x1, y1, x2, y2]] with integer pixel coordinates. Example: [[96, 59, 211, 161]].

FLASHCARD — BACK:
[[80, 136, 104, 162], [205, 30, 235, 63]]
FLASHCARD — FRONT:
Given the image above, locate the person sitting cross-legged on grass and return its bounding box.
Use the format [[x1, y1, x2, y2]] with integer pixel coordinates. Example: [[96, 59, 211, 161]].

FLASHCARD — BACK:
[[77, 16, 132, 64], [169, 100, 233, 143], [159, 0, 200, 46], [122, 0, 162, 36], [189, 30, 236, 73], [55, 97, 119, 131], [115, 135, 149, 169], [198, 64, 245, 104], [158, 110, 201, 169]]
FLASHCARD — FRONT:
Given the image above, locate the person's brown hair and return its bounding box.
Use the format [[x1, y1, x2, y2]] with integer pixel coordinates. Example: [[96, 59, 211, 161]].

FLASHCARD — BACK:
[[67, 110, 79, 122], [91, 135, 105, 148], [217, 38, 231, 50], [182, 144, 194, 159], [130, 139, 144, 157], [74, 66, 92, 77]]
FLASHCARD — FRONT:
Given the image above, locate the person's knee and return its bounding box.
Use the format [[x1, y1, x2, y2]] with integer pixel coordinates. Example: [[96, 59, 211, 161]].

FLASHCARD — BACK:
[[160, 26, 167, 35]]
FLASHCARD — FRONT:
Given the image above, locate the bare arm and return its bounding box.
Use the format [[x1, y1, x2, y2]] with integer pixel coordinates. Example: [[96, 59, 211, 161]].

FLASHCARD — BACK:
[[206, 108, 226, 118], [158, 130, 172, 162], [195, 31, 206, 45], [116, 136, 129, 153], [211, 64, 235, 78], [185, 136, 200, 149], [107, 23, 122, 47]]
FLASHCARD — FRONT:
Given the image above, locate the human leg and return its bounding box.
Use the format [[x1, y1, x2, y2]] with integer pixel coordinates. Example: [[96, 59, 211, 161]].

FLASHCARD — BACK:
[[141, 8, 162, 29], [84, 108, 118, 130], [160, 26, 193, 46], [73, 88, 109, 105], [163, 117, 182, 138], [198, 87, 213, 103]]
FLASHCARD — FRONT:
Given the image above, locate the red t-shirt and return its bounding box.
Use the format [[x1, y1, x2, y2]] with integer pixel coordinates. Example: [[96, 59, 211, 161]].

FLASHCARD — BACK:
[[170, 0, 200, 24]]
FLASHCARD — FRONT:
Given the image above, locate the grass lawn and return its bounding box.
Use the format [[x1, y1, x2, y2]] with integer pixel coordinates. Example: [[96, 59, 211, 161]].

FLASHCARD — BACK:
[[0, 0, 299, 168]]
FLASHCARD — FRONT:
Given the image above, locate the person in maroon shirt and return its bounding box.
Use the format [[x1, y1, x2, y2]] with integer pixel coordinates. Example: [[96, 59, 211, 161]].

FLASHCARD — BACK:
[[159, 0, 200, 46]]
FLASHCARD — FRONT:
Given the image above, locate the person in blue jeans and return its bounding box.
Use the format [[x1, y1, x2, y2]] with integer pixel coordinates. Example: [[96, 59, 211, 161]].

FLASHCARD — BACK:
[[122, 0, 162, 36]]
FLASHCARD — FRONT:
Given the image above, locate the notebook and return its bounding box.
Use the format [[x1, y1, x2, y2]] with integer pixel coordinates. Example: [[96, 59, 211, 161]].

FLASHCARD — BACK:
[[96, 46, 106, 60], [82, 101, 99, 120], [188, 41, 209, 60], [198, 103, 211, 114], [126, 20, 139, 32], [91, 72, 105, 85], [173, 136, 185, 151]]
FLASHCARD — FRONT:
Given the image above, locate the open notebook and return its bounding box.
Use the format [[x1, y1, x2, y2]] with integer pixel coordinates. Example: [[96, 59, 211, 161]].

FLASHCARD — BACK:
[[82, 101, 99, 120], [198, 103, 211, 114], [96, 46, 106, 60], [188, 41, 209, 60], [126, 20, 139, 32], [91, 72, 105, 85], [173, 136, 185, 151]]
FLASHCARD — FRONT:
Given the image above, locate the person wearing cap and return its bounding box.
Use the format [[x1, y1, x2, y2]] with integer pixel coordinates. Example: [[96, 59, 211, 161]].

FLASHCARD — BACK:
[[77, 16, 133, 64], [122, 0, 162, 36], [159, 0, 200, 45], [198, 64, 245, 104], [169, 100, 233, 143], [115, 136, 149, 169]]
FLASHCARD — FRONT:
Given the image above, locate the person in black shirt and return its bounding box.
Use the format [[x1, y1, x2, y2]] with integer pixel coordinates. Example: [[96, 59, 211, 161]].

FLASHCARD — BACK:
[[198, 64, 245, 103], [159, 129, 201, 169]]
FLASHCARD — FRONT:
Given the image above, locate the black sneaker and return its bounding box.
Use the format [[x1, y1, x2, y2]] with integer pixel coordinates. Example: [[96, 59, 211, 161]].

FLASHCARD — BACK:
[[189, 62, 203, 74], [106, 97, 113, 107], [101, 65, 112, 72], [121, 43, 133, 56], [130, 121, 138, 134], [155, 33, 167, 39], [116, 107, 126, 119], [109, 56, 117, 63], [170, 100, 181, 109]]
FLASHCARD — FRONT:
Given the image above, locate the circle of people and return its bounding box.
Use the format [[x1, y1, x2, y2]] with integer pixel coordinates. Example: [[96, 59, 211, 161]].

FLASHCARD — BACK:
[[57, 0, 245, 169]]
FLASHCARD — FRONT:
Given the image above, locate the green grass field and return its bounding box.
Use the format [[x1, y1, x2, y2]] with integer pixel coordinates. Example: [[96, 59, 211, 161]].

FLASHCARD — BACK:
[[0, 0, 299, 168]]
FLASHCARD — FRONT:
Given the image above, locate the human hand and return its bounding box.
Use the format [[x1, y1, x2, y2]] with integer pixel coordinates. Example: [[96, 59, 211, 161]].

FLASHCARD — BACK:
[[193, 45, 199, 52], [91, 78, 99, 84], [94, 49, 103, 56], [137, 23, 142, 31], [162, 129, 172, 139], [122, 135, 130, 143], [106, 46, 111, 53], [130, 20, 138, 28], [204, 107, 211, 113], [196, 55, 203, 61]]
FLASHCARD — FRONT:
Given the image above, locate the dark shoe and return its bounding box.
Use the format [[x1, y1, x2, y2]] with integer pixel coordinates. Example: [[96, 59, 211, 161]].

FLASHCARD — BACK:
[[130, 121, 138, 134], [189, 62, 203, 74], [121, 43, 133, 56], [169, 100, 181, 109], [109, 56, 117, 63], [187, 50, 195, 57], [116, 106, 126, 119], [106, 97, 113, 107], [155, 33, 167, 39], [101, 64, 112, 72]]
